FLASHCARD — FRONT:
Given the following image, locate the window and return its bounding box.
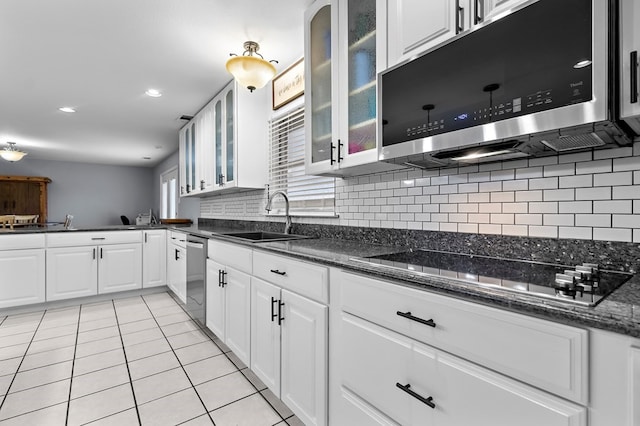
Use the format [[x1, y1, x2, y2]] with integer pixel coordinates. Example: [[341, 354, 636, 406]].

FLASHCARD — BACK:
[[268, 107, 335, 216], [160, 167, 178, 219]]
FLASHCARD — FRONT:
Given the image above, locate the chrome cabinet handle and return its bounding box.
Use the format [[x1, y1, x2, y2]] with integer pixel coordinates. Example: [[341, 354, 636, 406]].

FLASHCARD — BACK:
[[455, 0, 464, 34], [396, 311, 436, 328], [396, 383, 436, 409], [91, 237, 106, 240], [631, 51, 638, 104], [474, 0, 483, 24], [270, 269, 286, 276]]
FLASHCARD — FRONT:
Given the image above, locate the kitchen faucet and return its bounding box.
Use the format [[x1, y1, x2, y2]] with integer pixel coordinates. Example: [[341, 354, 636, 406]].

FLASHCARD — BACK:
[[265, 191, 292, 234]]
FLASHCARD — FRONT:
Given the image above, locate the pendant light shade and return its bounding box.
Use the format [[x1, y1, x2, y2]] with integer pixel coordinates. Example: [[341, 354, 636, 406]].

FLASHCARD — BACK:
[[226, 41, 277, 92], [1, 142, 27, 162]]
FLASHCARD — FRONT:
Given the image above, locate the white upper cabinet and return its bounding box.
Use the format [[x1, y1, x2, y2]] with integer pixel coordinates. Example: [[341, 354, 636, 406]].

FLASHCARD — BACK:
[[620, 0, 640, 134], [305, 0, 400, 176], [387, 0, 528, 67], [180, 80, 268, 197]]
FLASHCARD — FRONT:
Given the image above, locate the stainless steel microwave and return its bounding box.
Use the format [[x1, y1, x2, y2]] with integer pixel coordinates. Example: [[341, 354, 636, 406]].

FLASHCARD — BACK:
[[378, 0, 638, 169]]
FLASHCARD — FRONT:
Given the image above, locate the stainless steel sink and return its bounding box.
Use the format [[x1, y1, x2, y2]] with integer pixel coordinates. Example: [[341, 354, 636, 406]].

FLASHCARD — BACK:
[[221, 231, 310, 243]]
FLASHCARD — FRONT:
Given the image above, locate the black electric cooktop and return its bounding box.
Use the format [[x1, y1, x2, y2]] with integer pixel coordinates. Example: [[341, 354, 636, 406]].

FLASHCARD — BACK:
[[355, 249, 632, 307]]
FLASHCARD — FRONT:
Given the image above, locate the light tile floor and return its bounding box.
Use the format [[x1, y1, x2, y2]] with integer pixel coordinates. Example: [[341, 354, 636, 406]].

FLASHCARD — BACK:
[[0, 292, 303, 425]]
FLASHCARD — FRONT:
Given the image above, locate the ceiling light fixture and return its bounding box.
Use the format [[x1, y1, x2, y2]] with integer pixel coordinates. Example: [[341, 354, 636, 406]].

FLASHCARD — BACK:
[[59, 107, 76, 113], [226, 41, 278, 92], [145, 89, 162, 97], [1, 142, 27, 162]]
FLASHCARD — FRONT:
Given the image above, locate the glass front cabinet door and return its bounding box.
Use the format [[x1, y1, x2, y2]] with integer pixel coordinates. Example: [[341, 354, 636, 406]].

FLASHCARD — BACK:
[[179, 121, 197, 195], [305, 0, 392, 176]]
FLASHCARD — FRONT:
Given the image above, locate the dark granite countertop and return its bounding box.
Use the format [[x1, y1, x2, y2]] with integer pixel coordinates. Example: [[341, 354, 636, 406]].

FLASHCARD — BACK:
[[4, 222, 639, 337]]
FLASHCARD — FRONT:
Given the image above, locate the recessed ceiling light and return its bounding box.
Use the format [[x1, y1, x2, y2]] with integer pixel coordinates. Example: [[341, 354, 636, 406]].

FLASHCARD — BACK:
[[59, 107, 76, 113], [145, 89, 162, 97]]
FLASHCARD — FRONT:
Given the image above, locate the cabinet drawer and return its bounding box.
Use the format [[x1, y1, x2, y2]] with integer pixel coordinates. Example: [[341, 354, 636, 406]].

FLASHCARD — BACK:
[[339, 313, 586, 426], [209, 240, 252, 274], [168, 231, 187, 248], [253, 250, 328, 304], [338, 270, 588, 404], [47, 231, 142, 247], [0, 234, 45, 250]]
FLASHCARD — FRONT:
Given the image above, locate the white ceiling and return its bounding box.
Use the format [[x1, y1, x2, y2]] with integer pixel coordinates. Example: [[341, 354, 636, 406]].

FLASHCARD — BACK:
[[0, 0, 313, 167]]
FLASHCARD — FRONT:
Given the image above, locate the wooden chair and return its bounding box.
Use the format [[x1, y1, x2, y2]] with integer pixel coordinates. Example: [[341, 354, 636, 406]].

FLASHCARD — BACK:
[[0, 215, 15, 230], [13, 215, 39, 226]]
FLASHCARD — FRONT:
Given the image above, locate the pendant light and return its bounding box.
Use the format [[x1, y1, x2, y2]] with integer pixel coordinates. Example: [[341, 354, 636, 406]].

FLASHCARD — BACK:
[[0, 142, 27, 162], [226, 41, 278, 92]]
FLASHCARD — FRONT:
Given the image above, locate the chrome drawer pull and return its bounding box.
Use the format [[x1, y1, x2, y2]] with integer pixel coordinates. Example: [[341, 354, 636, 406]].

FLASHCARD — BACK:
[[270, 269, 286, 276], [396, 311, 436, 328], [396, 383, 435, 409]]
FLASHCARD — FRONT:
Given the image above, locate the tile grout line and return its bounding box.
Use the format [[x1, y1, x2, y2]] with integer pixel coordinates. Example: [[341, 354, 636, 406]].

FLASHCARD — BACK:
[[0, 310, 53, 421], [160, 292, 289, 424], [140, 293, 217, 425], [111, 297, 144, 426], [64, 306, 83, 426]]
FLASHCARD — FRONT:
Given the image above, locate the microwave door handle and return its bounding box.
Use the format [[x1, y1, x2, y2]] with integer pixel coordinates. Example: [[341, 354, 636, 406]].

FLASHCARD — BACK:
[[631, 51, 638, 104]]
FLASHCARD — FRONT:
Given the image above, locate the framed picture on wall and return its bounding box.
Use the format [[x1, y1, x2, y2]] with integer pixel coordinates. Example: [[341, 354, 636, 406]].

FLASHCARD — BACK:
[[272, 58, 304, 110]]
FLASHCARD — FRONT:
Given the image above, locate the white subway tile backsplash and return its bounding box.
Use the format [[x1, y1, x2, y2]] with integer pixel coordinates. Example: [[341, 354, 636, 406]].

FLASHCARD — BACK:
[[459, 203, 479, 213], [594, 171, 633, 187], [515, 190, 543, 202], [576, 159, 612, 175], [490, 214, 514, 224], [529, 156, 558, 167], [529, 177, 559, 190], [612, 214, 640, 228], [458, 223, 479, 233], [595, 147, 633, 160], [559, 227, 592, 240], [479, 181, 502, 192], [575, 187, 611, 200], [515, 166, 543, 180], [576, 214, 611, 228], [502, 179, 528, 191], [544, 189, 574, 201], [559, 175, 593, 188], [594, 200, 632, 214], [613, 185, 640, 199], [558, 201, 592, 214], [559, 151, 592, 164], [490, 192, 515, 203], [491, 169, 515, 181], [479, 203, 502, 213], [502, 225, 528, 237], [479, 224, 502, 235], [202, 146, 640, 244], [544, 163, 575, 177], [502, 203, 528, 214], [529, 202, 558, 214], [515, 214, 543, 226], [469, 172, 492, 183], [529, 226, 558, 238], [544, 214, 574, 226], [593, 228, 631, 242]]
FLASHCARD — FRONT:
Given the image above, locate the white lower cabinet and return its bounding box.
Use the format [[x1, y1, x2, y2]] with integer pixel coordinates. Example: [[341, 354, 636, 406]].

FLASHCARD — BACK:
[[336, 311, 585, 426], [143, 229, 167, 288], [206, 259, 251, 365], [167, 233, 187, 303], [251, 277, 328, 426], [0, 247, 46, 309], [97, 243, 142, 294], [46, 246, 98, 301], [330, 269, 588, 426]]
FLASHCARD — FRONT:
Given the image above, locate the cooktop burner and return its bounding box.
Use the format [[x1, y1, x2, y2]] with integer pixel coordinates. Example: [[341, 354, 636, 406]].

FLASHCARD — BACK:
[[356, 249, 632, 306]]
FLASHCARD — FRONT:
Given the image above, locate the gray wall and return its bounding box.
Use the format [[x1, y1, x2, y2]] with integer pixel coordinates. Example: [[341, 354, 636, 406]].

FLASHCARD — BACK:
[[0, 159, 155, 227], [152, 150, 200, 223]]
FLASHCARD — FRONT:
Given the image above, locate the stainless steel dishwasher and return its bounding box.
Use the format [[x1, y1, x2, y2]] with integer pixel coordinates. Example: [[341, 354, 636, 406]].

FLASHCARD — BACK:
[[186, 234, 207, 326]]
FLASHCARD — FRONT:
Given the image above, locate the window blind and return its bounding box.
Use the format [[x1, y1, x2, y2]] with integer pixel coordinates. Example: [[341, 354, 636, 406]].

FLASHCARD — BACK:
[[268, 107, 335, 215]]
